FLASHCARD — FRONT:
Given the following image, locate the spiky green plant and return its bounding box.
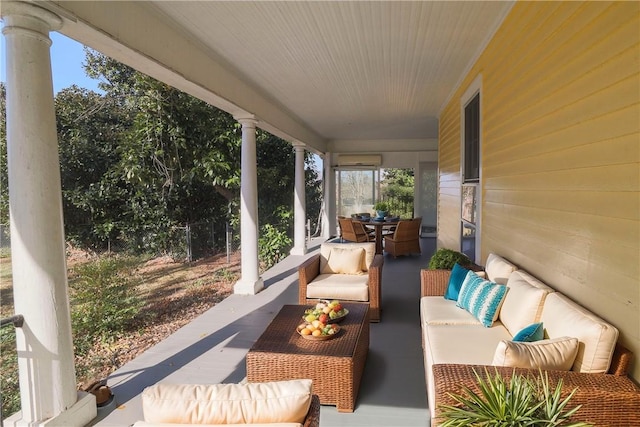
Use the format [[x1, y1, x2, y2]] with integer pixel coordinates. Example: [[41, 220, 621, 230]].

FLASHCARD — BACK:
[[438, 368, 592, 427]]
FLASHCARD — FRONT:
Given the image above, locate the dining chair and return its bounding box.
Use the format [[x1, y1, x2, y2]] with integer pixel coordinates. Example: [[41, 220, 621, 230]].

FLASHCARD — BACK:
[[339, 217, 374, 243], [383, 217, 422, 257]]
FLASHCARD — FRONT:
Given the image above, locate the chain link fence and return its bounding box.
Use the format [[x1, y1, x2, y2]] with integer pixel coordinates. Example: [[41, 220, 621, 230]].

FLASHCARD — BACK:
[[0, 221, 240, 262]]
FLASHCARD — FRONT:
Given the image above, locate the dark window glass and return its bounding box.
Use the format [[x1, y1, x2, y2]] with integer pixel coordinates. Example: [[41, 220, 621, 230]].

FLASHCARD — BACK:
[[464, 94, 480, 182]]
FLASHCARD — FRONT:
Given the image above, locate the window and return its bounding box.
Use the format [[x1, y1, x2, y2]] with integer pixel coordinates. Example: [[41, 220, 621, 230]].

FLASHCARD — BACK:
[[460, 76, 482, 263], [464, 93, 480, 183]]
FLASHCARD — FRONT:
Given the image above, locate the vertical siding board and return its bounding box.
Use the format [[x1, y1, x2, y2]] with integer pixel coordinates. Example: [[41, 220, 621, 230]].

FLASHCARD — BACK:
[[438, 1, 640, 380]]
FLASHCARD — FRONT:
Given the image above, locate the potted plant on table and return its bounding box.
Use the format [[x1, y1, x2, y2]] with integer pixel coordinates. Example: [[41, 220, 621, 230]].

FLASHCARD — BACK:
[[373, 201, 389, 219]]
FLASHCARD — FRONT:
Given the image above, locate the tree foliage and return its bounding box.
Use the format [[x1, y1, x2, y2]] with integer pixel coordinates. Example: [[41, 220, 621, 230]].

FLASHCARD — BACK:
[[1, 50, 323, 262]]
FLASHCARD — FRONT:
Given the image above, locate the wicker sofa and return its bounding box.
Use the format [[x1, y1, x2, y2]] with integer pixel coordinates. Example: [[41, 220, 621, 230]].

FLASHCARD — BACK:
[[132, 379, 320, 427], [421, 253, 640, 426]]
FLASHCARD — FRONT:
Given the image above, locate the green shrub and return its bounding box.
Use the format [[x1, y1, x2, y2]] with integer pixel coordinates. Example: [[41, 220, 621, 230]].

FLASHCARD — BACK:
[[427, 248, 471, 270], [0, 327, 20, 417], [69, 255, 143, 355], [258, 224, 292, 270], [439, 368, 591, 427]]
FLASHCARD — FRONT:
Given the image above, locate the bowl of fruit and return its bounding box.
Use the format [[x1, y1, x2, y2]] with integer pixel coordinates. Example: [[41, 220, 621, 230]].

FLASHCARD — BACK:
[[302, 300, 348, 324], [297, 320, 340, 341]]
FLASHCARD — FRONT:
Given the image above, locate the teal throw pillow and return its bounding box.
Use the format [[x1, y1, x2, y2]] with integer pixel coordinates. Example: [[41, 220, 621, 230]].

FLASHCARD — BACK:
[[456, 273, 508, 327], [444, 263, 469, 301], [513, 322, 544, 342]]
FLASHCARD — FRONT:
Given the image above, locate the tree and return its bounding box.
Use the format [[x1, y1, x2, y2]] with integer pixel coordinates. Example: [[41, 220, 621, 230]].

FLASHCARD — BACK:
[[381, 168, 414, 218]]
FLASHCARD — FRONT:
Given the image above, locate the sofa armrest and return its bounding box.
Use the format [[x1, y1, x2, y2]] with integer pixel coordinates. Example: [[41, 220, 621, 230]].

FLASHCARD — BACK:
[[303, 395, 320, 427], [298, 255, 321, 305], [432, 364, 640, 427], [420, 269, 451, 297], [609, 341, 634, 376]]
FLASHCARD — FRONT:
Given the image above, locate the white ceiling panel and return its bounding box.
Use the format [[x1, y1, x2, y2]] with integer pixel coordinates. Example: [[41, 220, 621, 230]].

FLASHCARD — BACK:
[[146, 1, 513, 143]]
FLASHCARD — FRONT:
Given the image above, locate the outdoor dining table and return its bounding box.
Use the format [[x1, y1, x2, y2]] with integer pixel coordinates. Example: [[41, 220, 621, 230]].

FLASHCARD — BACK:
[[353, 218, 400, 254]]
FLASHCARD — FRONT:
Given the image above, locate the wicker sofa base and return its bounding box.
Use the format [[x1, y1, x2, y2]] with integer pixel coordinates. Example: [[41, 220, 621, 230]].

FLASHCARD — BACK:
[[432, 364, 640, 427]]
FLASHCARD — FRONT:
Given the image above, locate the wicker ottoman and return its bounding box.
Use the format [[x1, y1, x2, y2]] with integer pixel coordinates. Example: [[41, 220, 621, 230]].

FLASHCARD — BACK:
[[246, 303, 369, 412]]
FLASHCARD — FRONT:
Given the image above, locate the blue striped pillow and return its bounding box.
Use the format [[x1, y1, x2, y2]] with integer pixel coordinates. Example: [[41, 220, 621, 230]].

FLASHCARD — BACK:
[[456, 272, 508, 327]]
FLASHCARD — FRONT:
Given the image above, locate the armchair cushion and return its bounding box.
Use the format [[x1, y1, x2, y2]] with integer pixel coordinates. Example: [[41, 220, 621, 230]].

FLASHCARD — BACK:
[[140, 379, 312, 425], [321, 247, 365, 275], [305, 273, 369, 301], [319, 242, 375, 273]]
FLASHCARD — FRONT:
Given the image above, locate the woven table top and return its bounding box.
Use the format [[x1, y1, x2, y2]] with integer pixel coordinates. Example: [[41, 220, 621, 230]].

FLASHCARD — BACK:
[[249, 303, 367, 358]]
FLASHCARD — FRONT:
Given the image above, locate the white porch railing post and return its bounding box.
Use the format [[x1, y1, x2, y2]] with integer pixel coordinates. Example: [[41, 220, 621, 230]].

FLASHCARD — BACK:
[[322, 153, 335, 239], [290, 143, 307, 255], [1, 2, 96, 425], [233, 115, 264, 295]]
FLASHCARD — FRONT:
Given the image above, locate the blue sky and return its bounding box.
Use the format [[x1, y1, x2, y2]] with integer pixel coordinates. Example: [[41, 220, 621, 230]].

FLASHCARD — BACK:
[[1, 31, 101, 94]]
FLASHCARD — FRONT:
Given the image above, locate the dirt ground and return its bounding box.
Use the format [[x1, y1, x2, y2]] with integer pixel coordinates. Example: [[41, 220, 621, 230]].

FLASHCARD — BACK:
[[1, 248, 240, 390]]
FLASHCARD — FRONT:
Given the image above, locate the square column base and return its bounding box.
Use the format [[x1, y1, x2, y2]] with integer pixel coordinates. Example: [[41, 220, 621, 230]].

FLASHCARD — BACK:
[[290, 245, 307, 256], [234, 277, 264, 295], [6, 392, 96, 427]]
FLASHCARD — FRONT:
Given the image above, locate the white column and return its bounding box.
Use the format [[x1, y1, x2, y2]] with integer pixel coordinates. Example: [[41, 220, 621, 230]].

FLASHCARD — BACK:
[[290, 143, 307, 255], [233, 116, 263, 295], [323, 153, 336, 239], [1, 2, 96, 426]]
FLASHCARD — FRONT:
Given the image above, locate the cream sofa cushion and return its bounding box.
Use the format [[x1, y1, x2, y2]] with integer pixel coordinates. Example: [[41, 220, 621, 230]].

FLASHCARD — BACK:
[[140, 379, 312, 425], [492, 337, 579, 371], [321, 246, 365, 275], [420, 297, 481, 326], [425, 324, 513, 366], [499, 270, 553, 336], [484, 253, 517, 284], [305, 273, 369, 301], [133, 423, 302, 427], [540, 293, 618, 373], [320, 242, 375, 273]]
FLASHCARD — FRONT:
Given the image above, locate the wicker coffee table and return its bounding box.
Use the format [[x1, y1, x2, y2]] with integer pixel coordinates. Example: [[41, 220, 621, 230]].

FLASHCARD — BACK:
[[246, 303, 369, 412]]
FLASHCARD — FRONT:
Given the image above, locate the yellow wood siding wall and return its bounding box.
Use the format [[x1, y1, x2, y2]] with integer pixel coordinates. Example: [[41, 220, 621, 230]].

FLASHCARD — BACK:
[[438, 1, 640, 380]]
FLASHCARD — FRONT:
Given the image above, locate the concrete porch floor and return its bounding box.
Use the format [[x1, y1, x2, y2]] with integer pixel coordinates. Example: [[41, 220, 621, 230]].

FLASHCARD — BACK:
[[91, 237, 434, 427]]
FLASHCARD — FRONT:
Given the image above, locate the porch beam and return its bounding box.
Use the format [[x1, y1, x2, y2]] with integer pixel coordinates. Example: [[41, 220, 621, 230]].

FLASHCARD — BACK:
[[290, 143, 307, 256], [1, 1, 96, 425], [233, 116, 264, 295]]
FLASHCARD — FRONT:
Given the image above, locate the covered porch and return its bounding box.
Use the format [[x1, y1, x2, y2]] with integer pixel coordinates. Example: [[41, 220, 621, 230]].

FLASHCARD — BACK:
[[1, 1, 638, 426], [88, 237, 435, 427]]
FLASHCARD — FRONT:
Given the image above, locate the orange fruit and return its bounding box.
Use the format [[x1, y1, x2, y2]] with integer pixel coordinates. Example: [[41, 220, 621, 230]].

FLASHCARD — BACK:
[[312, 329, 322, 337]]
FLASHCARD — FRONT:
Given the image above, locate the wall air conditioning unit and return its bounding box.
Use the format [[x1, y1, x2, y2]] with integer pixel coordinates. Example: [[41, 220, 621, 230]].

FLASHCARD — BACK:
[[336, 154, 382, 167]]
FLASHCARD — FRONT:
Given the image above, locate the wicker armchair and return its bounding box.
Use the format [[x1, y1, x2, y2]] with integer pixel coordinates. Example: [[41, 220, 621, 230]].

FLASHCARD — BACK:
[[299, 242, 383, 322], [338, 217, 374, 243], [383, 217, 422, 257]]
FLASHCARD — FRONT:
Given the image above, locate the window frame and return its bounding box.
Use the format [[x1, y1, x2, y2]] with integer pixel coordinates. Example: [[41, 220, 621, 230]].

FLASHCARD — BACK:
[[460, 75, 482, 262]]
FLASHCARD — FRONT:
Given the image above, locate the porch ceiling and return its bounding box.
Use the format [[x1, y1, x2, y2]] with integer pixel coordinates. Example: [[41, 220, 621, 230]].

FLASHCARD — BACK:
[[51, 1, 513, 153]]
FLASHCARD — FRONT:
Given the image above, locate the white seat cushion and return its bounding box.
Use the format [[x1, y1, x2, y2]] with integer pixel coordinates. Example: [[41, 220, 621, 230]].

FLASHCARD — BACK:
[[420, 297, 481, 326], [499, 270, 553, 336], [425, 323, 513, 366], [306, 273, 369, 301], [140, 379, 312, 425], [540, 293, 618, 373], [484, 253, 517, 284], [133, 423, 302, 427]]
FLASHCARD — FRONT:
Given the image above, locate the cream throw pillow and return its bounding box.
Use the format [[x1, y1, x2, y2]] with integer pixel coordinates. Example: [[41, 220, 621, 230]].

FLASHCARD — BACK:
[[492, 337, 579, 371], [141, 379, 312, 425], [321, 247, 365, 275]]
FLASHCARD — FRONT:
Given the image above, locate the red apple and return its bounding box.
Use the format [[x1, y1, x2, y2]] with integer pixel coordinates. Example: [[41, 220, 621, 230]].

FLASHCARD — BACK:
[[319, 313, 329, 324]]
